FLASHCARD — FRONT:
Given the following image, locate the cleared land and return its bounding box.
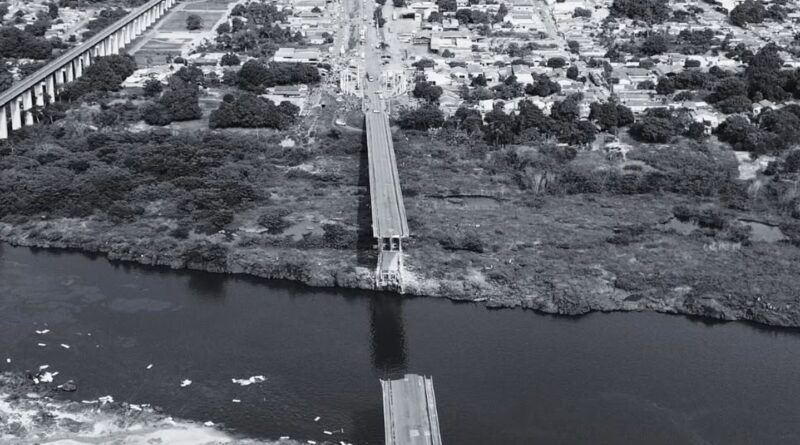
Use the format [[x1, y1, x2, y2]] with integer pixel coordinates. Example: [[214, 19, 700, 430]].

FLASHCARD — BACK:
[[158, 10, 227, 31]]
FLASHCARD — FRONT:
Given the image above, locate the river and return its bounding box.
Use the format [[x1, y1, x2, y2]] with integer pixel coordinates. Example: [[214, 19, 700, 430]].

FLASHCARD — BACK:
[[1, 245, 799, 444]]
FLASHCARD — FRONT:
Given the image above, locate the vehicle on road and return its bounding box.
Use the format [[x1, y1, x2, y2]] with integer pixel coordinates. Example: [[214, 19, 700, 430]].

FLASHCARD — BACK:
[[373, 109, 380, 113], [368, 74, 375, 81]]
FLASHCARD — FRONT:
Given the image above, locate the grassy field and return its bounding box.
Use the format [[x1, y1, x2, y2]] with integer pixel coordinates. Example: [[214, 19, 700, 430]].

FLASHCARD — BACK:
[[159, 11, 226, 32], [134, 38, 192, 65], [184, 0, 236, 10]]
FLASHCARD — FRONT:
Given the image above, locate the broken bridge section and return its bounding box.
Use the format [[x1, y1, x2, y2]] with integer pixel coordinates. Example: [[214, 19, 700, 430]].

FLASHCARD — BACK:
[[381, 374, 443, 445], [365, 108, 409, 291]]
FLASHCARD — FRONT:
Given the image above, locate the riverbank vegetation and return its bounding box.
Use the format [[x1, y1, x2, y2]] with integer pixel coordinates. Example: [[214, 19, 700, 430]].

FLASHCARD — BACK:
[[392, 123, 800, 326]]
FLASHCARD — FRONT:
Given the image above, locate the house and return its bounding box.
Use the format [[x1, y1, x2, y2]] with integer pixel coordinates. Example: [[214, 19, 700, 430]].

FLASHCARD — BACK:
[[272, 85, 309, 96], [451, 66, 469, 80], [292, 0, 326, 12], [422, 68, 452, 86], [430, 31, 472, 52], [273, 47, 322, 63], [442, 18, 460, 30], [408, 1, 438, 20], [752, 99, 775, 115], [506, 12, 542, 30], [509, 0, 536, 13], [691, 109, 723, 133]]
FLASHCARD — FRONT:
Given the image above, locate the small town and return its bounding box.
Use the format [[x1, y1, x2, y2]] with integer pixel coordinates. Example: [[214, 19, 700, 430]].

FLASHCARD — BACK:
[[0, 0, 800, 444]]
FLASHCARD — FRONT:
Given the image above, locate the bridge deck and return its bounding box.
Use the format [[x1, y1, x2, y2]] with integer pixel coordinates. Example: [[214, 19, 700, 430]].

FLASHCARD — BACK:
[[365, 110, 409, 239], [381, 374, 442, 445]]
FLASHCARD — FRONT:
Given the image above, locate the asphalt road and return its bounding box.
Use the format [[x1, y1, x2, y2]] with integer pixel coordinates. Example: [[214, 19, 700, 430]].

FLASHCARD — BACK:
[[362, 6, 408, 239]]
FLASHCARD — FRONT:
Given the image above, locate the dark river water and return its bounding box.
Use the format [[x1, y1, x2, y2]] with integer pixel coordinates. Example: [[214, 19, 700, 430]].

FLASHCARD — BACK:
[[1, 245, 799, 445]]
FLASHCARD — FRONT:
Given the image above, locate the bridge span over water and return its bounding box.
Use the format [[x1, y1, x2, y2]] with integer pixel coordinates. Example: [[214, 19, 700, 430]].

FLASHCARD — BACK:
[[0, 0, 177, 139]]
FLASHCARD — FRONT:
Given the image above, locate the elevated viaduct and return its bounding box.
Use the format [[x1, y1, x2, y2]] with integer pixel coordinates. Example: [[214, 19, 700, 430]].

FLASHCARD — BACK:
[[0, 0, 177, 139]]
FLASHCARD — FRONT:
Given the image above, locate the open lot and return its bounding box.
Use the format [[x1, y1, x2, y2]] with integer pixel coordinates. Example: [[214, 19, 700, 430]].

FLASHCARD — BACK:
[[158, 10, 227, 32], [134, 38, 192, 65]]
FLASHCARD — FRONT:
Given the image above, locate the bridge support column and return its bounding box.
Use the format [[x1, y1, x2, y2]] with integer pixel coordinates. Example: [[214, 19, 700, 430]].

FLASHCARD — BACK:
[[0, 106, 7, 140], [34, 82, 45, 107], [46, 75, 55, 101], [73, 58, 82, 78], [64, 64, 74, 83], [10, 98, 21, 130], [22, 90, 33, 126], [124, 24, 132, 45], [112, 33, 121, 54]]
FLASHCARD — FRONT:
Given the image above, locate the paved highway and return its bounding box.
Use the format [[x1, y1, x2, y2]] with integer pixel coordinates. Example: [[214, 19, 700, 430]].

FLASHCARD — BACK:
[[381, 375, 443, 445], [363, 7, 408, 239]]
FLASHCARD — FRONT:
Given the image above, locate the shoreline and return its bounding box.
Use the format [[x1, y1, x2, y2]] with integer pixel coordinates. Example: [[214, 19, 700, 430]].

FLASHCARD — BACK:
[[3, 222, 799, 330]]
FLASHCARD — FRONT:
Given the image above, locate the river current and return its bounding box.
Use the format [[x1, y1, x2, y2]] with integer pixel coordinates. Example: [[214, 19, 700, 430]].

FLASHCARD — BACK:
[[0, 244, 798, 444]]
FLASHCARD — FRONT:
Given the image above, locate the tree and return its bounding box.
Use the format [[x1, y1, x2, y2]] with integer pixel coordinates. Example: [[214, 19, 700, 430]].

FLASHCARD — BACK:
[[143, 78, 163, 97], [637, 80, 655, 90], [707, 77, 748, 103], [439, 0, 457, 12], [573, 7, 591, 18], [546, 57, 566, 68], [640, 33, 669, 56], [160, 77, 202, 121], [730, 0, 766, 27], [687, 122, 706, 140], [746, 43, 789, 101], [589, 101, 621, 131], [428, 11, 441, 22], [617, 105, 635, 127], [656, 76, 675, 95], [551, 93, 583, 122], [25, 19, 51, 37], [140, 101, 173, 126], [471, 73, 487, 87], [392, 0, 405, 7], [209, 93, 297, 129], [494, 3, 508, 22], [220, 53, 241, 66], [216, 22, 230, 34], [526, 74, 561, 97], [610, 0, 670, 24], [567, 40, 580, 54], [413, 80, 443, 102], [186, 14, 203, 30], [716, 115, 756, 145], [397, 103, 444, 130], [715, 95, 752, 114], [0, 26, 52, 59], [516, 100, 552, 134], [484, 104, 514, 146], [47, 2, 59, 19], [566, 65, 579, 80], [684, 59, 701, 68], [629, 110, 682, 143]]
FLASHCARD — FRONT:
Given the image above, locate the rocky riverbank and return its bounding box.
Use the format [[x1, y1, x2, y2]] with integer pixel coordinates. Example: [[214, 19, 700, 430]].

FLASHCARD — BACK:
[[3, 210, 800, 329], [0, 372, 305, 444]]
